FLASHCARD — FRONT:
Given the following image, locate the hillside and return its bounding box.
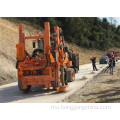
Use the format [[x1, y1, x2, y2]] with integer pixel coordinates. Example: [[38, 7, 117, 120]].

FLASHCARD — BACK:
[[4, 17, 120, 50], [0, 18, 120, 85], [0, 18, 38, 85]]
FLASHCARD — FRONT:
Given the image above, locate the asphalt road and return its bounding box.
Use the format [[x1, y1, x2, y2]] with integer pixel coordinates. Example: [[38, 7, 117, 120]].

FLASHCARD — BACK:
[[0, 63, 107, 103]]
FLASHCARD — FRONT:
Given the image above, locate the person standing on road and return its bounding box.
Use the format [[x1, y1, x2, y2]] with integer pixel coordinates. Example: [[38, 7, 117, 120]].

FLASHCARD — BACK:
[[90, 57, 98, 71], [109, 57, 115, 75]]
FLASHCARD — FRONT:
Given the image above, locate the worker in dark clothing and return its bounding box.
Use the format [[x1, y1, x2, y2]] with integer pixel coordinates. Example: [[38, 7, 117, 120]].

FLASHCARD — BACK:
[[90, 57, 98, 71], [109, 57, 115, 75]]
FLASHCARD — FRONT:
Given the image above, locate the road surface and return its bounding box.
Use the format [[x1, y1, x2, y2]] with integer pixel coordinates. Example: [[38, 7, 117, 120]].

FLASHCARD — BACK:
[[0, 63, 107, 103]]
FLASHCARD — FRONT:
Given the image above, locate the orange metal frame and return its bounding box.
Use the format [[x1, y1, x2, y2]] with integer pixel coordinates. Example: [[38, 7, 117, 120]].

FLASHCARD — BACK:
[[16, 22, 73, 92]]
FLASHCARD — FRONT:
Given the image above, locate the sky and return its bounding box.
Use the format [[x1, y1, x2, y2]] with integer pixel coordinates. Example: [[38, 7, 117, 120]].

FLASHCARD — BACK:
[[99, 17, 120, 27]]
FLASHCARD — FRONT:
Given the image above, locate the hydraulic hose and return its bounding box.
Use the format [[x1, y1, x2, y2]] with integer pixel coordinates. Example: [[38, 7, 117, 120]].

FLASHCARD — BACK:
[[32, 49, 44, 57], [32, 48, 48, 71], [16, 49, 48, 71], [40, 53, 48, 71], [16, 54, 27, 69]]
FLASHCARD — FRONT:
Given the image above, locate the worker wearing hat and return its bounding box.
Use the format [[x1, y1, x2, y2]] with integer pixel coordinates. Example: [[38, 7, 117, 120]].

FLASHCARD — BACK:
[[90, 57, 98, 71]]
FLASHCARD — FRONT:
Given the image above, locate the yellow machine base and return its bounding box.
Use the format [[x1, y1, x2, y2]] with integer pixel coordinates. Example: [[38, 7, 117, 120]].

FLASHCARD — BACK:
[[57, 86, 67, 92]]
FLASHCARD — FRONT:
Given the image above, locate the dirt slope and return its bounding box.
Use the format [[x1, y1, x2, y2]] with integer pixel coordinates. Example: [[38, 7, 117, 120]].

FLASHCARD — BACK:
[[0, 17, 120, 85], [0, 18, 38, 85]]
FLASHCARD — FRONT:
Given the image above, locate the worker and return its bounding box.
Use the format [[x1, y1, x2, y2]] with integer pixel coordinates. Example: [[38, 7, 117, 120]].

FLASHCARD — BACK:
[[90, 57, 98, 71], [109, 57, 115, 75]]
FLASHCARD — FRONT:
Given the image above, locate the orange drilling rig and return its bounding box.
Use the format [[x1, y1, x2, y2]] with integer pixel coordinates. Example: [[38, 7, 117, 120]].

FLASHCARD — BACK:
[[16, 22, 79, 93]]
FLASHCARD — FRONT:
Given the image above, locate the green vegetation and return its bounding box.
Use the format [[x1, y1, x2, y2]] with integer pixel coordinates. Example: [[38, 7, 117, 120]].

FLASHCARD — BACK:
[[4, 17, 120, 50]]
